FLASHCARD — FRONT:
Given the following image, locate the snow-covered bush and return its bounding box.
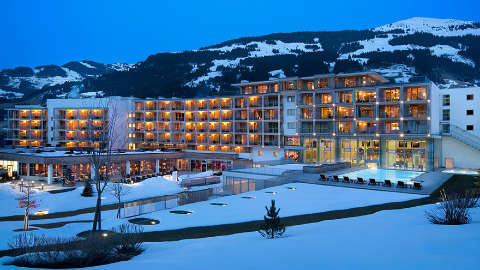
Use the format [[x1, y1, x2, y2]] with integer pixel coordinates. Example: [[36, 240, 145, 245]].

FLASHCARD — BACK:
[[426, 189, 478, 225]]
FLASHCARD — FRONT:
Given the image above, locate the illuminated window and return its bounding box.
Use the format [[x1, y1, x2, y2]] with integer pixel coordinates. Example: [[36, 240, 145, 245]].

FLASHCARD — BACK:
[[273, 152, 278, 157], [258, 151, 262, 156]]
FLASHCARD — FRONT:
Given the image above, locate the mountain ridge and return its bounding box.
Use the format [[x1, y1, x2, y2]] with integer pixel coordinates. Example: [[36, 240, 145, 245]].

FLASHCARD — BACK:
[[1, 17, 480, 102]]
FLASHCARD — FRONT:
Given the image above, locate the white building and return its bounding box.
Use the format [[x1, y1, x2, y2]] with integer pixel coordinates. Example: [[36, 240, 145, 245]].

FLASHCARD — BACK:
[[435, 87, 480, 169]]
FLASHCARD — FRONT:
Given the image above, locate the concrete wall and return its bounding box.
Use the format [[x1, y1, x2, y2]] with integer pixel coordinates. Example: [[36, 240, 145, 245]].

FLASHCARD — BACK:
[[250, 146, 284, 162], [441, 136, 480, 169], [282, 92, 297, 136], [430, 83, 440, 135], [439, 87, 480, 136]]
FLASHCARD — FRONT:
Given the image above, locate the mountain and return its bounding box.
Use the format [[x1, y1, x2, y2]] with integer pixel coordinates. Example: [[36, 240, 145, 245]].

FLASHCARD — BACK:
[[0, 61, 132, 101], [2, 17, 480, 101]]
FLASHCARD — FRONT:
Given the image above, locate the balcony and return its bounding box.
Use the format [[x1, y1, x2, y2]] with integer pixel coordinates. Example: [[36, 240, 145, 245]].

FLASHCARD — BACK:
[[379, 112, 400, 118], [249, 140, 261, 146], [209, 126, 220, 132], [221, 99, 232, 109], [264, 140, 279, 146], [221, 139, 234, 145], [301, 128, 313, 133], [209, 102, 220, 110], [234, 99, 246, 108], [356, 125, 377, 134], [197, 137, 207, 144], [264, 128, 279, 133]]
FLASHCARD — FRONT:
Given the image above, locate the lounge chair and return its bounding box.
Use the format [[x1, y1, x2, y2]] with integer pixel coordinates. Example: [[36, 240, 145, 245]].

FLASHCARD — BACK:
[[343, 176, 351, 183], [368, 178, 377, 185], [356, 177, 365, 184], [383, 180, 392, 187], [332, 175, 340, 182], [397, 181, 407, 188], [413, 182, 422, 190], [319, 174, 328, 181]]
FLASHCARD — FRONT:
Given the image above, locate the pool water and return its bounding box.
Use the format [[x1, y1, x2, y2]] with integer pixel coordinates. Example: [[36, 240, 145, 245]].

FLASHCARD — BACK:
[[339, 169, 424, 183]]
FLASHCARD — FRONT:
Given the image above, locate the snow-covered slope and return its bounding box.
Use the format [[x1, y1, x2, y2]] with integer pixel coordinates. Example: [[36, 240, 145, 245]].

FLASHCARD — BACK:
[[0, 60, 133, 99], [375, 17, 480, 36]]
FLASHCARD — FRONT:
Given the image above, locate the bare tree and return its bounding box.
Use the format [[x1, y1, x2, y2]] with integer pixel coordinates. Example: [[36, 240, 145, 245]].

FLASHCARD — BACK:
[[84, 98, 127, 231], [16, 184, 39, 231], [110, 182, 130, 218]]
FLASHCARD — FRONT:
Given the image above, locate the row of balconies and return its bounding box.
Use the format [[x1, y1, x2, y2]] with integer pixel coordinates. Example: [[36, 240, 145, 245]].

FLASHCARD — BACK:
[[301, 105, 427, 120], [133, 110, 280, 122], [135, 96, 281, 111], [7, 134, 44, 140], [298, 86, 428, 105], [131, 135, 280, 146], [299, 120, 429, 135]]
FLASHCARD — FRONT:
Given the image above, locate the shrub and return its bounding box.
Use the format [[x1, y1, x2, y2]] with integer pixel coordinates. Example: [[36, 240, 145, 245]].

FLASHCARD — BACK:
[[426, 189, 479, 225], [5, 224, 144, 268], [112, 224, 144, 255]]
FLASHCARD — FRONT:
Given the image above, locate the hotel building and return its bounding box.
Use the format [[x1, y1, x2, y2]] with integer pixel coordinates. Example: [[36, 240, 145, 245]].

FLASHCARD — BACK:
[[2, 71, 480, 183], [129, 72, 436, 171]]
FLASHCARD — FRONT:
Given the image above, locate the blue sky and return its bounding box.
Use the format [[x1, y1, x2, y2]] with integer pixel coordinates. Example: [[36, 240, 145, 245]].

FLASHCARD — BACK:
[[1, 0, 479, 69]]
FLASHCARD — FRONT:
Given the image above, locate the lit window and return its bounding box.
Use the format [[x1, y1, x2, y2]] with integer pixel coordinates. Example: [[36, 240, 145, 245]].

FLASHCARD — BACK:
[[274, 152, 278, 157], [258, 151, 262, 156]]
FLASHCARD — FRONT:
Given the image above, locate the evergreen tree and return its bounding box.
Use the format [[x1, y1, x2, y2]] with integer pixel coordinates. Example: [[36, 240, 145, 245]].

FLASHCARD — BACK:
[[259, 200, 285, 239], [81, 179, 94, 197]]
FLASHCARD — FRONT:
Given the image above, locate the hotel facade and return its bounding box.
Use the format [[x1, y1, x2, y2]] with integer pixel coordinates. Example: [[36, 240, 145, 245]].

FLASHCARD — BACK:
[[127, 72, 436, 171], [3, 71, 480, 183]]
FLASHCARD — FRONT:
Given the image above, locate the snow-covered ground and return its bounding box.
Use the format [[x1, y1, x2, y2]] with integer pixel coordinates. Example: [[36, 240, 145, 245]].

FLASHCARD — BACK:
[[0, 177, 183, 216], [4, 204, 477, 269], [0, 183, 426, 250]]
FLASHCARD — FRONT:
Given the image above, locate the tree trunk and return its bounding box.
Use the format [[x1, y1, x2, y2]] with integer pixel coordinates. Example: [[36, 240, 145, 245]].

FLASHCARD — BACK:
[[24, 209, 29, 231], [92, 193, 102, 231], [117, 198, 121, 218]]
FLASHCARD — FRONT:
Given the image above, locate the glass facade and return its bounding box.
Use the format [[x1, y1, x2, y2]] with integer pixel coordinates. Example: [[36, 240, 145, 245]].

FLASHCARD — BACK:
[[383, 140, 427, 171], [300, 137, 429, 171]]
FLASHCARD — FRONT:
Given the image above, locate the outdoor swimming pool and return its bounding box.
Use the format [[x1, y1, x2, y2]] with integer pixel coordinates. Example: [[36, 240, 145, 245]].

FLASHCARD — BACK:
[[339, 169, 424, 183]]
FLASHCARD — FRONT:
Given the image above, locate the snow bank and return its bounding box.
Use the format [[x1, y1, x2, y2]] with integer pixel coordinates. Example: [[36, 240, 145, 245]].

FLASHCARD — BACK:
[[0, 177, 182, 216]]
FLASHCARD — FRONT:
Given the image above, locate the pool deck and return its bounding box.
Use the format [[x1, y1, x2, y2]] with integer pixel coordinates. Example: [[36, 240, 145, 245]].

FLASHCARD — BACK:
[[278, 168, 453, 195]]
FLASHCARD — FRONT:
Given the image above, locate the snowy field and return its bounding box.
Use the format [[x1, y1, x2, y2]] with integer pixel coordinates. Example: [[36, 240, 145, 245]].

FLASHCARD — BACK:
[[0, 177, 183, 216], [3, 204, 478, 269], [0, 183, 426, 250]]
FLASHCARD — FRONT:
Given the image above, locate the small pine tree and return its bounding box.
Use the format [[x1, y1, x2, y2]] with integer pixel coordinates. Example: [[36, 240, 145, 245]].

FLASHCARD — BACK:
[[81, 179, 94, 197], [259, 200, 285, 239]]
